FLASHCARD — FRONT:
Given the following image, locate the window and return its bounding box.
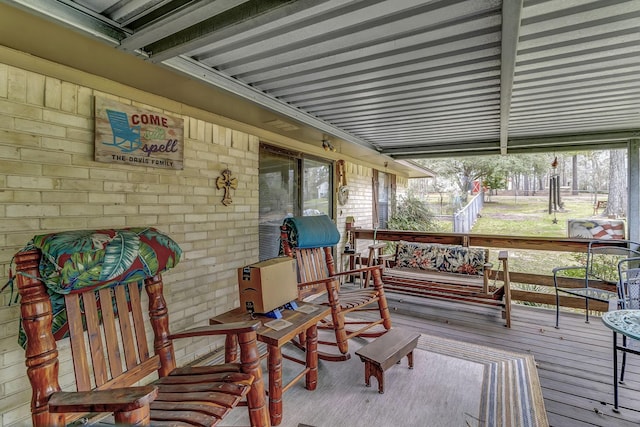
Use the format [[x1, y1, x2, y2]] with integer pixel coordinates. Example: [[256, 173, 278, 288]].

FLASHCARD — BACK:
[[373, 169, 396, 229], [259, 144, 333, 260]]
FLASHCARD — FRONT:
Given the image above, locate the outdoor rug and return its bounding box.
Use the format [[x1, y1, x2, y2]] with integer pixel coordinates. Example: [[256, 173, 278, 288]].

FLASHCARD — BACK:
[[218, 333, 548, 427]]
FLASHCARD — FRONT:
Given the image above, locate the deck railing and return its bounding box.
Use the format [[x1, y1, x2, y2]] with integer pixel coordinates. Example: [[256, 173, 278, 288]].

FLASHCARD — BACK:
[[353, 229, 624, 312]]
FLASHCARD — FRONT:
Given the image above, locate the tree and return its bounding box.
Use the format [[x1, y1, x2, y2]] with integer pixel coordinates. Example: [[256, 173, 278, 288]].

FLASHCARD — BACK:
[[418, 157, 496, 203], [572, 154, 578, 195], [483, 172, 506, 201], [387, 192, 440, 232], [606, 149, 627, 217]]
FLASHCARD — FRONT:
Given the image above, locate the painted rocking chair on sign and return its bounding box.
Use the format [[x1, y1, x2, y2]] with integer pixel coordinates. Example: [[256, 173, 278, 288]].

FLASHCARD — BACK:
[[280, 215, 392, 361], [105, 109, 141, 152], [12, 228, 270, 427]]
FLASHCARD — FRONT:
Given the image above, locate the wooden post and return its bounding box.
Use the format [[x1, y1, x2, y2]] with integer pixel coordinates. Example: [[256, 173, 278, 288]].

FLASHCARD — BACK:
[[144, 274, 176, 377], [371, 267, 392, 330], [238, 330, 270, 427], [15, 249, 66, 427], [499, 251, 512, 328]]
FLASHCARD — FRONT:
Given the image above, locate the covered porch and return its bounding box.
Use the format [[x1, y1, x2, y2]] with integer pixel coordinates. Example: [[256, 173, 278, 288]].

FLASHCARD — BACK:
[[215, 296, 640, 426], [1, 1, 640, 426]]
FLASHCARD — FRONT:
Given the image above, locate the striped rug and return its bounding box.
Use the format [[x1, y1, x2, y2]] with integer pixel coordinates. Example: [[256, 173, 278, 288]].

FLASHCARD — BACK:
[[217, 332, 548, 427], [418, 334, 548, 427]]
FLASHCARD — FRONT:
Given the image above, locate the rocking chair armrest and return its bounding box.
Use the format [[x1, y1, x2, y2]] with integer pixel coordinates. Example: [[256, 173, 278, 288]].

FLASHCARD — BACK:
[[169, 321, 261, 340], [298, 276, 340, 288], [332, 264, 383, 278], [48, 386, 158, 413]]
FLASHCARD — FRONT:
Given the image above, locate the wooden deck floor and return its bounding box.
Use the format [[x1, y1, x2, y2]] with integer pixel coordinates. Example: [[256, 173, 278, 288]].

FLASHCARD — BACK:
[[371, 291, 640, 427]]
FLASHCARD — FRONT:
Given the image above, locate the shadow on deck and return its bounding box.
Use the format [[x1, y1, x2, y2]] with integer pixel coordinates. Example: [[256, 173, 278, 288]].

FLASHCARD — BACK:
[[377, 291, 640, 427]]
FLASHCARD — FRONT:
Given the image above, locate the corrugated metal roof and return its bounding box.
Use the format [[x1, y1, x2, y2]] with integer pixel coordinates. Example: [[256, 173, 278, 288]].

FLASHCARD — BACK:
[[4, 0, 639, 158]]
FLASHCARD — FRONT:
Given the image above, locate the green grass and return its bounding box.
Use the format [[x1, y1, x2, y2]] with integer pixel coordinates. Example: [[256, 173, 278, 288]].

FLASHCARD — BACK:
[[472, 194, 595, 237], [470, 194, 600, 277]]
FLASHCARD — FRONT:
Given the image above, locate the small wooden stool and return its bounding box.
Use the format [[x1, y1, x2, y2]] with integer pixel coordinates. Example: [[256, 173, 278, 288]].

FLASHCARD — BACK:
[[355, 328, 420, 394]]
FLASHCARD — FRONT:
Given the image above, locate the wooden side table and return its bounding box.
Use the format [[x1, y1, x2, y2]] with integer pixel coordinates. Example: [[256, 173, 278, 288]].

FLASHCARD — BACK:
[[210, 301, 331, 426]]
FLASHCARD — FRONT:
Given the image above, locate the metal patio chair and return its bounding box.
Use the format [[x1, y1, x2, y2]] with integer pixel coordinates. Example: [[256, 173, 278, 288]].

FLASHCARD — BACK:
[[553, 239, 640, 328]]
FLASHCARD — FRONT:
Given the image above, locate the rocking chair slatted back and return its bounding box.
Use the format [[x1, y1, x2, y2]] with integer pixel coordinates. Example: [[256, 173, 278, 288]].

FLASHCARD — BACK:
[[295, 247, 337, 299], [65, 283, 160, 393], [16, 245, 270, 427], [279, 215, 392, 361]]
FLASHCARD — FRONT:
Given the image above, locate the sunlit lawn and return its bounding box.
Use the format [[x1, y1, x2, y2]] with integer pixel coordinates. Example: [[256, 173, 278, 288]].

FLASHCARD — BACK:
[[473, 194, 596, 236], [469, 193, 602, 277]]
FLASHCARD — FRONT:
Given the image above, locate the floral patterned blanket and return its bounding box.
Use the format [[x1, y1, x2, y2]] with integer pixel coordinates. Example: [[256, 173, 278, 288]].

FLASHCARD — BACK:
[[394, 241, 488, 276], [11, 227, 181, 347]]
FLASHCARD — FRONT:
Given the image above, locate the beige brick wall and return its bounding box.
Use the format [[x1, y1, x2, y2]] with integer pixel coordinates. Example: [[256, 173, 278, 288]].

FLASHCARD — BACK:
[[0, 63, 262, 426], [0, 61, 407, 426]]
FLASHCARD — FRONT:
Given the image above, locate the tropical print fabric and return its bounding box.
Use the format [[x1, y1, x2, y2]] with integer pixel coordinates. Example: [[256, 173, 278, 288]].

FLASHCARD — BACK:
[[31, 227, 181, 294], [395, 241, 486, 276], [15, 227, 181, 347]]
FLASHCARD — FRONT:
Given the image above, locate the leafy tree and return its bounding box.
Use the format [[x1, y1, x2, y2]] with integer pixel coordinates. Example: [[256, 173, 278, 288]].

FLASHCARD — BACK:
[[386, 192, 443, 253], [483, 172, 506, 201], [387, 193, 439, 231], [416, 157, 496, 203]]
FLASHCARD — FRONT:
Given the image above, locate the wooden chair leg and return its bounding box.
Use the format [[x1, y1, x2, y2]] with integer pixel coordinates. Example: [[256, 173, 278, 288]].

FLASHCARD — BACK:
[[371, 268, 392, 330], [325, 279, 349, 357], [114, 406, 151, 426], [238, 331, 270, 427]]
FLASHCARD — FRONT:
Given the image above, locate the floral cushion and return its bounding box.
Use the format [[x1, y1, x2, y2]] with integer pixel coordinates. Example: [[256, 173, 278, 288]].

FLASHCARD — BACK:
[[14, 227, 181, 347], [395, 241, 486, 276], [31, 227, 181, 294]]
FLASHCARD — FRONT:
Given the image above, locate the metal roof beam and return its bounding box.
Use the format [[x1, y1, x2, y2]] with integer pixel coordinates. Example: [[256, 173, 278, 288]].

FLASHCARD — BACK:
[[118, 0, 250, 53], [507, 130, 640, 147], [499, 0, 523, 155], [4, 0, 125, 44], [145, 0, 324, 62]]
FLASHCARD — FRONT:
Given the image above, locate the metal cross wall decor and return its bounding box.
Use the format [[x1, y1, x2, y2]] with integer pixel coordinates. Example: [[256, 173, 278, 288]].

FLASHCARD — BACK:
[[216, 168, 238, 206]]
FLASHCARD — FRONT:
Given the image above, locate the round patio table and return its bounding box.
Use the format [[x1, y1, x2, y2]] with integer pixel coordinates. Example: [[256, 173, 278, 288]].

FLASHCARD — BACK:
[[602, 309, 640, 412]]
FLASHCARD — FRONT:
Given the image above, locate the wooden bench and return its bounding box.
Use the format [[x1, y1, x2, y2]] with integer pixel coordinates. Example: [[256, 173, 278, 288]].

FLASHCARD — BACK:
[[355, 328, 420, 394], [594, 200, 607, 215], [382, 241, 512, 327]]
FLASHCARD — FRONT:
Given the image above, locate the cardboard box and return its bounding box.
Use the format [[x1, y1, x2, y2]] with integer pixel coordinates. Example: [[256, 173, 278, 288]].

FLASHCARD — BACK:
[[237, 257, 299, 313]]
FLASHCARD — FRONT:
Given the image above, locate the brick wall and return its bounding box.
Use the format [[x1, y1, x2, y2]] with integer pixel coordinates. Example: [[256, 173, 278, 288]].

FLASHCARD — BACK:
[[0, 60, 407, 425], [0, 63, 263, 425]]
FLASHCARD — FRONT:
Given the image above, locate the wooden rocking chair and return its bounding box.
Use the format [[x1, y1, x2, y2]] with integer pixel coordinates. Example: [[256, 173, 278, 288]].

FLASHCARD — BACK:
[[12, 228, 270, 427], [280, 216, 392, 361]]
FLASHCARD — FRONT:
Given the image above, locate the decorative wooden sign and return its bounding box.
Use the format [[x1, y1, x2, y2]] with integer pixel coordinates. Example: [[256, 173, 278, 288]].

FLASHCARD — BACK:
[[94, 97, 184, 170], [568, 218, 625, 240]]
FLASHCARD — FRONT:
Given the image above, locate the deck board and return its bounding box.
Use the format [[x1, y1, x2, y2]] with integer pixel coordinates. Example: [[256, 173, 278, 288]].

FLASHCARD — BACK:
[[359, 291, 640, 427]]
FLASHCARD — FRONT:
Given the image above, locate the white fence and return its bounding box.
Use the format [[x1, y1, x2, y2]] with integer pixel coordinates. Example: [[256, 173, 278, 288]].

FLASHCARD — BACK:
[[453, 192, 484, 233]]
